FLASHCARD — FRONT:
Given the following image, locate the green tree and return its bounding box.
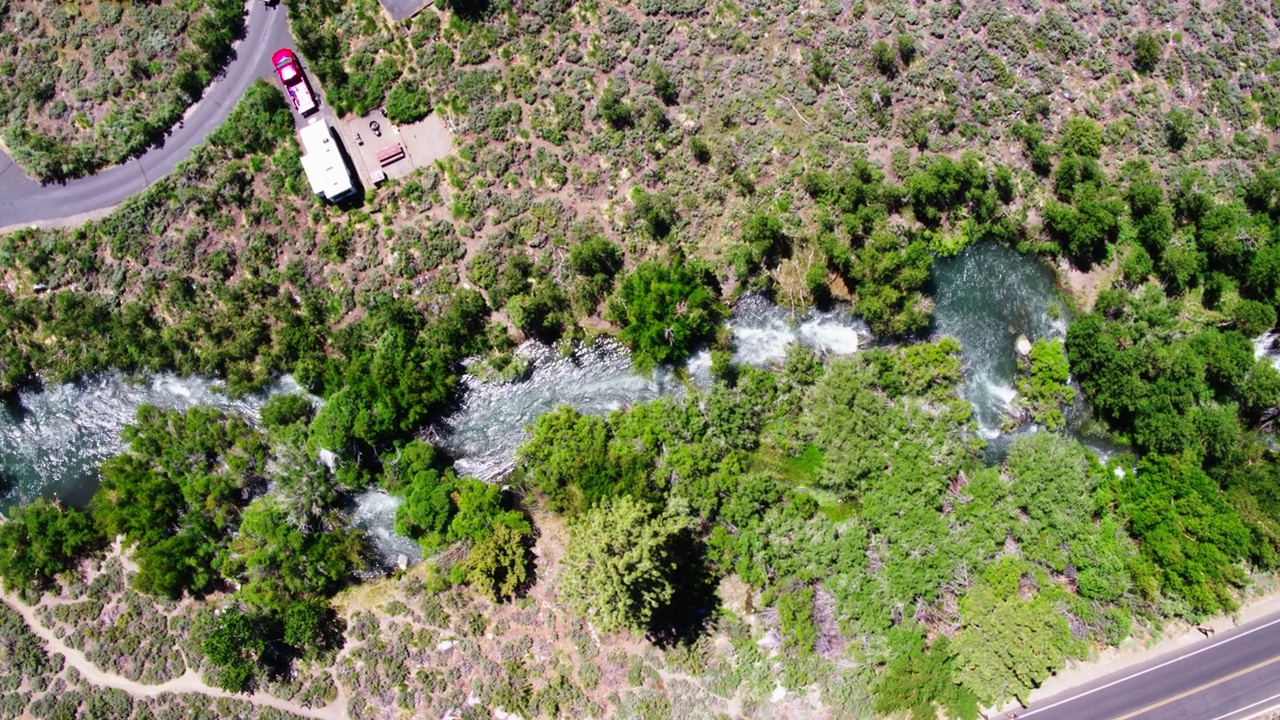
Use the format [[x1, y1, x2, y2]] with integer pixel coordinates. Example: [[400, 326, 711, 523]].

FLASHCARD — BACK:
[[1114, 454, 1251, 614], [1044, 181, 1125, 267], [203, 606, 267, 692], [608, 258, 725, 373], [871, 39, 897, 77], [131, 526, 219, 598], [90, 406, 267, 597], [776, 586, 818, 656], [447, 479, 530, 543], [518, 406, 614, 514], [1232, 299, 1277, 337], [1060, 116, 1104, 158], [598, 81, 633, 129], [1133, 32, 1161, 73], [467, 522, 532, 601], [953, 558, 1078, 705], [896, 34, 917, 65], [1166, 109, 1193, 150], [393, 463, 460, 551], [259, 393, 316, 430], [507, 281, 572, 341], [311, 292, 489, 452], [650, 63, 678, 105], [0, 500, 99, 593], [384, 81, 432, 124], [570, 236, 623, 278], [282, 599, 344, 660], [732, 212, 788, 278], [225, 499, 366, 611], [1016, 339, 1076, 430], [559, 495, 694, 633], [874, 627, 980, 720], [631, 187, 678, 240], [1005, 433, 1103, 569]]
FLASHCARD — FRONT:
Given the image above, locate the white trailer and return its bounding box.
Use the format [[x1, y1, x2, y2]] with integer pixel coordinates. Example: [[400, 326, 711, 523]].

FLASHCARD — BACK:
[[298, 121, 356, 203]]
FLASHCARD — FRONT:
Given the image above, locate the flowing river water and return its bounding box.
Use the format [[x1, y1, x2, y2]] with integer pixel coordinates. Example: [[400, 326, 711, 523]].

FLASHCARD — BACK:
[[4, 242, 1277, 560], [435, 294, 868, 481], [0, 373, 303, 512], [930, 242, 1071, 438]]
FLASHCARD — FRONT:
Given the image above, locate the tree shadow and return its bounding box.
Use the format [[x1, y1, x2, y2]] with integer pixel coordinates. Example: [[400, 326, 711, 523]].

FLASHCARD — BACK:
[[445, 0, 494, 22], [0, 468, 15, 504], [0, 383, 36, 424], [645, 534, 720, 648]]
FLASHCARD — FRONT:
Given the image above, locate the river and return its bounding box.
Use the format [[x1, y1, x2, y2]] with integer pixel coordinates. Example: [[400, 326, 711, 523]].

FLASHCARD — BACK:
[[0, 242, 1162, 562], [0, 373, 303, 513], [930, 242, 1071, 438], [436, 294, 869, 481]]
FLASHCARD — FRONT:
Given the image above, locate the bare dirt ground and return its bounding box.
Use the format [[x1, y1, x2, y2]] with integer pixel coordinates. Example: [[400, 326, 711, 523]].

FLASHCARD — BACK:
[[1056, 257, 1117, 313]]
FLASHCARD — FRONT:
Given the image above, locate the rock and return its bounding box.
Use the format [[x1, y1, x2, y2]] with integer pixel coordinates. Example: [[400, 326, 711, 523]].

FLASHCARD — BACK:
[[396, 554, 408, 571], [770, 686, 788, 703], [318, 448, 337, 471], [758, 629, 783, 649], [1015, 334, 1032, 356], [436, 640, 455, 652]]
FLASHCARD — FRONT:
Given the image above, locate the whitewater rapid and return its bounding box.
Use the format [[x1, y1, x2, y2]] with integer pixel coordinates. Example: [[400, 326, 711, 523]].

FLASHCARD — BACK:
[[0, 373, 303, 511], [434, 295, 871, 481]]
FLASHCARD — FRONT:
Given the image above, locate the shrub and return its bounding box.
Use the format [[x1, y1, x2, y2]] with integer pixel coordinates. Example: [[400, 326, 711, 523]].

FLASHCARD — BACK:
[[651, 63, 678, 105], [871, 40, 897, 77], [689, 136, 712, 164], [599, 82, 633, 129], [1133, 32, 1161, 74], [1232, 299, 1278, 337], [0, 500, 100, 593], [385, 81, 433, 124], [1166, 109, 1193, 150], [1060, 116, 1104, 158], [896, 34, 917, 65]]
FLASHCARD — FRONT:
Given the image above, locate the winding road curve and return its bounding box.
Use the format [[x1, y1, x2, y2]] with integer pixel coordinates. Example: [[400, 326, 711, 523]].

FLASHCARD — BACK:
[[0, 1, 295, 231]]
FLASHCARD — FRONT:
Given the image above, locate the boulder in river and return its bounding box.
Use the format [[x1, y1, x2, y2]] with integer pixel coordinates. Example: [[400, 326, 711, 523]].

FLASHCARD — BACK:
[[1015, 334, 1032, 356]]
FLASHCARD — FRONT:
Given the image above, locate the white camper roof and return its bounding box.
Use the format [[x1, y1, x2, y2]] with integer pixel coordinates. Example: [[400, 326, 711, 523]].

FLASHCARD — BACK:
[[298, 121, 354, 202]]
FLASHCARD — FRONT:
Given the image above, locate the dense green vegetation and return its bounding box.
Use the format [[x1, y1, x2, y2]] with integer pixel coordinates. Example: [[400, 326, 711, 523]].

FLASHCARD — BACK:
[[0, 0, 245, 180], [0, 80, 300, 396], [1, 0, 1280, 716], [0, 499, 98, 595], [607, 258, 725, 372], [510, 344, 1156, 713]]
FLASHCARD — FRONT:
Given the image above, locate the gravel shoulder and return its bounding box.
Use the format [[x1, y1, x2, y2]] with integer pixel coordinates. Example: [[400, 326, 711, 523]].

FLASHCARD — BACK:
[[1018, 580, 1280, 712]]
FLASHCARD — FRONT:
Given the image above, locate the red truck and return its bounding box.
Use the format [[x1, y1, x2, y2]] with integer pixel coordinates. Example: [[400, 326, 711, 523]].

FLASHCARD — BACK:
[[272, 48, 318, 116]]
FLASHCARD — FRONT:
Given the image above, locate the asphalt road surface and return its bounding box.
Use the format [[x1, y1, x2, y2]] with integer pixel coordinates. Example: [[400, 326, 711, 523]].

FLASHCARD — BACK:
[[0, 1, 294, 228], [1019, 612, 1280, 720]]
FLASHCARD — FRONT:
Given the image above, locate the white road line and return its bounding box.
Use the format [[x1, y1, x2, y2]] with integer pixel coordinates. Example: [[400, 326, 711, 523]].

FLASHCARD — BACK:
[[1206, 691, 1280, 720], [1020, 614, 1280, 718]]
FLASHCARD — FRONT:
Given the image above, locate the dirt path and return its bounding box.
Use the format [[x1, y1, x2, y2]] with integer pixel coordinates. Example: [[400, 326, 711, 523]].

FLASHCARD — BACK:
[[3, 596, 347, 720]]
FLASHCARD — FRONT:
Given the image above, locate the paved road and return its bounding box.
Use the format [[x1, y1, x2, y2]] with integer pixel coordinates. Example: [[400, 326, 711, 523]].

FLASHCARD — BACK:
[[0, 1, 294, 229], [1020, 612, 1280, 720]]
